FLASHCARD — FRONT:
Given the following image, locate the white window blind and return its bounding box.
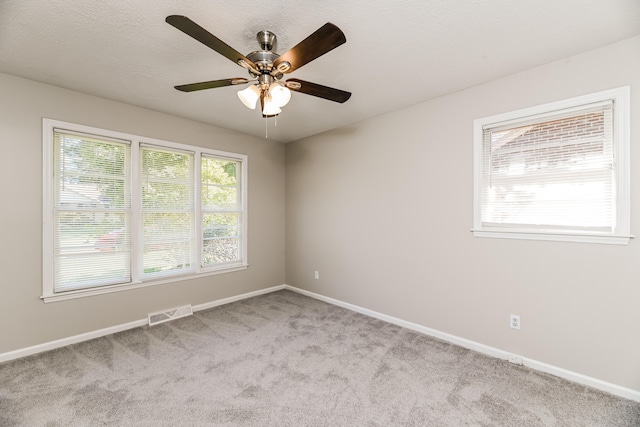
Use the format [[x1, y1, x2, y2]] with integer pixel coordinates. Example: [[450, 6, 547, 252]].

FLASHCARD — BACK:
[[53, 129, 131, 292], [141, 145, 195, 279], [481, 102, 614, 232], [201, 155, 242, 267], [473, 87, 631, 244]]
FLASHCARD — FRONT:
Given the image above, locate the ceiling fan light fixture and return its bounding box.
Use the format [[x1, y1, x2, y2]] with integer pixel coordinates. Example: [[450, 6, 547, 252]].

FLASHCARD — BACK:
[[167, 17, 351, 122], [237, 84, 260, 109], [269, 83, 291, 107]]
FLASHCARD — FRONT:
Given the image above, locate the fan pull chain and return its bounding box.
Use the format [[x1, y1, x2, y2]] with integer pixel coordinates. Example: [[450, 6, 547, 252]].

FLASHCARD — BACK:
[[264, 116, 279, 138]]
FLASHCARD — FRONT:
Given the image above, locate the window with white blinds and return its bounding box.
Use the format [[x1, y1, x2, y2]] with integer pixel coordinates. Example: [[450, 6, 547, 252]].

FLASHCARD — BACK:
[[43, 119, 248, 302], [141, 146, 196, 279], [472, 87, 630, 244], [52, 130, 132, 291]]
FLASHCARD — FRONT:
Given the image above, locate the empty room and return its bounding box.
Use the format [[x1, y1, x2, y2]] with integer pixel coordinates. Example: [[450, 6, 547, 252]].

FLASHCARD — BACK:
[[1, 1, 639, 425]]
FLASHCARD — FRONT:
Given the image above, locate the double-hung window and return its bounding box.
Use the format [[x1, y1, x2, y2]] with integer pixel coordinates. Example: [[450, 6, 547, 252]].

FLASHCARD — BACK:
[[43, 119, 248, 302], [141, 145, 196, 279], [472, 87, 631, 244], [201, 155, 243, 267]]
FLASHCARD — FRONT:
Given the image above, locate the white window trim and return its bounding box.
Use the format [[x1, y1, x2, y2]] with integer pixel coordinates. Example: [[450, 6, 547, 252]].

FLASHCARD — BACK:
[[42, 119, 248, 303], [472, 86, 631, 245]]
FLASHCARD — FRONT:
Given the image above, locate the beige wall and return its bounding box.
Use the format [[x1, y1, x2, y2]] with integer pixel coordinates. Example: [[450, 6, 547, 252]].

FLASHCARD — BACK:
[[286, 36, 640, 391], [0, 72, 286, 354]]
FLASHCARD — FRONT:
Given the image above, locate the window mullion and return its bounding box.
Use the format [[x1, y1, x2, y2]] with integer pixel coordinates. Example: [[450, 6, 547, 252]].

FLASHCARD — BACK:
[[194, 151, 203, 273], [130, 140, 141, 284]]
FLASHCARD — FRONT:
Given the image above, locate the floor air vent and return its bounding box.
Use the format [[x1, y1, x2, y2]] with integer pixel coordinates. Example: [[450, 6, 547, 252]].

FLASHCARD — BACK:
[[148, 305, 193, 326]]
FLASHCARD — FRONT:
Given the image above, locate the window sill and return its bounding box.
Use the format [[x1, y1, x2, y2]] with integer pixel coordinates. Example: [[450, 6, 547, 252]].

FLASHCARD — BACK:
[[471, 229, 632, 245], [41, 264, 249, 303]]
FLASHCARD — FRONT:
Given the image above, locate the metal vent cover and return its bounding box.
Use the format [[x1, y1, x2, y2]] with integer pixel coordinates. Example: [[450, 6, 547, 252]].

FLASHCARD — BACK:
[[148, 305, 193, 326]]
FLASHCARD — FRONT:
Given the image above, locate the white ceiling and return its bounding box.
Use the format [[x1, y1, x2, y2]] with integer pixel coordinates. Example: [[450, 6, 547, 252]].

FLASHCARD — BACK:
[[1, 1, 639, 143]]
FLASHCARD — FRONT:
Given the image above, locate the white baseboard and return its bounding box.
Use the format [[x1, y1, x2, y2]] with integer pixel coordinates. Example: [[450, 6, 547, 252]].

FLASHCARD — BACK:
[[283, 285, 640, 403], [0, 318, 148, 364], [192, 285, 287, 312], [2, 283, 638, 403], [0, 285, 287, 364]]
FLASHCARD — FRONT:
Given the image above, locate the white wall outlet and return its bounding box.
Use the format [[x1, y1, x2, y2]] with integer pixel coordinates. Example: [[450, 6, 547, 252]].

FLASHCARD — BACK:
[[314, 271, 319, 280], [510, 314, 521, 330], [508, 354, 523, 365]]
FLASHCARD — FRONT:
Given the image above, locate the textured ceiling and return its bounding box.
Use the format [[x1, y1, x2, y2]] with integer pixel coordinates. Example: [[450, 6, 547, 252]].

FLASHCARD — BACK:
[[1, 1, 639, 142]]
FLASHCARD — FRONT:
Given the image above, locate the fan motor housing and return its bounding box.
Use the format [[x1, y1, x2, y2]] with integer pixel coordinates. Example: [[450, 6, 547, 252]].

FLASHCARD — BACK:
[[246, 50, 282, 78]]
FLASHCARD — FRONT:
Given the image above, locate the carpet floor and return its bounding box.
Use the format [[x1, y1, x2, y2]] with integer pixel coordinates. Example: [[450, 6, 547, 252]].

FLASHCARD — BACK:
[[1, 289, 639, 426]]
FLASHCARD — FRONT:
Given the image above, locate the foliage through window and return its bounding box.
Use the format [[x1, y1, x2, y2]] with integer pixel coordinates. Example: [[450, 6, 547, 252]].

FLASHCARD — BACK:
[[43, 120, 247, 301], [201, 155, 242, 267], [53, 131, 131, 291], [141, 146, 195, 277], [473, 87, 630, 244]]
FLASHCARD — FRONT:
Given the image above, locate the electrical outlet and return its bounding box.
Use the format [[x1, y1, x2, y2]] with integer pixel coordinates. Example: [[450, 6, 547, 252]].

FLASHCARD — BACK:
[[510, 314, 521, 330], [314, 271, 319, 280], [508, 354, 523, 365]]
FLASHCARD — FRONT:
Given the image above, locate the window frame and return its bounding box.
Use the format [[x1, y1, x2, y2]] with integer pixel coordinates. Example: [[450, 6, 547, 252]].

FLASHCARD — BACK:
[[42, 119, 248, 303], [472, 87, 631, 245]]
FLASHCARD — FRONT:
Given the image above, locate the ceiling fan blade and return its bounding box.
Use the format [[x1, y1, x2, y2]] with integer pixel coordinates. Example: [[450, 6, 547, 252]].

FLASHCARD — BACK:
[[273, 23, 346, 74], [175, 78, 249, 92], [166, 15, 258, 72], [285, 79, 351, 103]]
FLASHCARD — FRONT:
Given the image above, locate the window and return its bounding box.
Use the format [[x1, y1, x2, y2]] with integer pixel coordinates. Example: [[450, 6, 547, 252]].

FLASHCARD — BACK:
[[43, 119, 248, 302], [473, 87, 630, 244], [201, 155, 243, 267], [51, 130, 132, 292], [141, 145, 196, 279]]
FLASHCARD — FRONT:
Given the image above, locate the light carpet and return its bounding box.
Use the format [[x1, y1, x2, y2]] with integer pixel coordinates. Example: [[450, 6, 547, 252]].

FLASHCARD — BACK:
[[1, 289, 639, 426]]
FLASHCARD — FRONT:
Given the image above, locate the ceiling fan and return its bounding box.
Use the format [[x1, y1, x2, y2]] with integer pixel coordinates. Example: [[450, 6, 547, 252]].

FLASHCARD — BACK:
[[166, 15, 351, 118]]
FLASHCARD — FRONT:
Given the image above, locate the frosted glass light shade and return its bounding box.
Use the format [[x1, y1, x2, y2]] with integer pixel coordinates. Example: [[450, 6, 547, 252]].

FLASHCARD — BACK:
[[262, 96, 282, 116], [269, 83, 291, 107], [237, 85, 260, 109]]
